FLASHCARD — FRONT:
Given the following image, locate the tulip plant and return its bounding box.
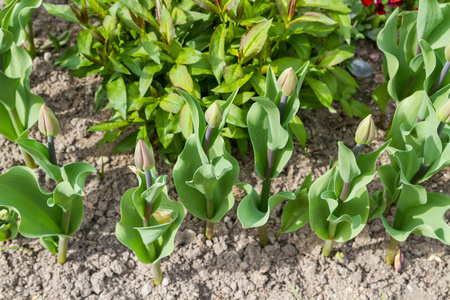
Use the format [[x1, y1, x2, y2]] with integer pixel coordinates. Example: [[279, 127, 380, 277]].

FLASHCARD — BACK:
[[0, 0, 45, 168], [309, 115, 389, 256], [173, 88, 239, 239], [370, 93, 450, 268], [0, 106, 96, 263], [116, 139, 185, 285], [236, 63, 309, 247], [374, 0, 450, 116]]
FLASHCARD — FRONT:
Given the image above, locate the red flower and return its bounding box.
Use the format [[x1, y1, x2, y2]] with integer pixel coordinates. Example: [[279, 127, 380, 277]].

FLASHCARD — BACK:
[[361, 0, 373, 6], [388, 0, 403, 8], [374, 0, 386, 15]]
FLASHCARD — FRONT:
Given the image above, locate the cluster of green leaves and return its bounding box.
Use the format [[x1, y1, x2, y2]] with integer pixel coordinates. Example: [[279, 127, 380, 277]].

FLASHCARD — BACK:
[[369, 0, 450, 265], [237, 64, 309, 239], [0, 137, 95, 259], [0, 0, 44, 168], [173, 88, 239, 239], [370, 92, 450, 263], [44, 0, 363, 162], [374, 1, 450, 116], [116, 170, 185, 265]]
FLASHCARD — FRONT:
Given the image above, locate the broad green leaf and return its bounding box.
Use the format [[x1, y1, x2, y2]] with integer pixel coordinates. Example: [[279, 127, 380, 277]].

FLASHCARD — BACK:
[[305, 76, 335, 112], [179, 104, 193, 139], [381, 184, 450, 244], [160, 6, 175, 45], [107, 75, 127, 120], [338, 142, 360, 183], [237, 183, 296, 228], [209, 24, 227, 83], [0, 166, 83, 238], [0, 29, 14, 53], [417, 0, 442, 41], [16, 139, 63, 182], [118, 0, 158, 28], [170, 65, 195, 96], [88, 121, 129, 131], [289, 115, 306, 148], [140, 32, 160, 64], [239, 19, 272, 64], [140, 62, 163, 98], [43, 4, 83, 26], [318, 50, 354, 68], [193, 0, 221, 14], [159, 93, 185, 114], [297, 0, 351, 13], [175, 47, 202, 65]]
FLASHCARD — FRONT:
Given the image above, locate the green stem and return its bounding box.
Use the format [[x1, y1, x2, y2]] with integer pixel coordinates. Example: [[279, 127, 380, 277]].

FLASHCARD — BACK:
[[205, 220, 214, 240], [385, 236, 399, 265], [57, 209, 71, 264], [25, 22, 36, 59], [353, 143, 362, 157], [8, 108, 37, 168], [152, 261, 163, 286], [203, 125, 213, 161], [48, 136, 57, 165], [322, 222, 337, 257], [438, 122, 445, 137], [259, 223, 268, 247], [278, 94, 288, 121]]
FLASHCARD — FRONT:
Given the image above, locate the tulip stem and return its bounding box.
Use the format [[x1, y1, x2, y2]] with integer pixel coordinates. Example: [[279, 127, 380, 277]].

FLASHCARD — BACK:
[[203, 125, 214, 161], [438, 122, 445, 137], [152, 261, 163, 286], [205, 197, 215, 239], [57, 209, 71, 264], [322, 222, 337, 257], [430, 61, 450, 95], [48, 136, 57, 165], [25, 23, 36, 59], [206, 220, 214, 240], [353, 143, 362, 157], [386, 236, 399, 265], [143, 170, 162, 285], [259, 223, 268, 247], [278, 94, 288, 121]]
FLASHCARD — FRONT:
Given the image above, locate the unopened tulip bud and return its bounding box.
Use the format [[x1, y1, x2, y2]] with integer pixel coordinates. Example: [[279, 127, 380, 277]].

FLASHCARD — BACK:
[[394, 248, 403, 272], [277, 67, 298, 96], [134, 139, 155, 171], [0, 209, 8, 221], [445, 41, 450, 62], [205, 102, 223, 128], [153, 210, 173, 224], [38, 106, 60, 137], [355, 114, 376, 145], [438, 99, 450, 124]]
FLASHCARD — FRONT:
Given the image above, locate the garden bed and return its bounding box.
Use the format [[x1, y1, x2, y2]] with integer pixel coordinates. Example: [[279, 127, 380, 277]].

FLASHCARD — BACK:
[[0, 2, 449, 300]]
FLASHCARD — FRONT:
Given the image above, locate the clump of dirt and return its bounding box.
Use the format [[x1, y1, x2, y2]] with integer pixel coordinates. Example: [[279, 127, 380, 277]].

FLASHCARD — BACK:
[[0, 3, 449, 300]]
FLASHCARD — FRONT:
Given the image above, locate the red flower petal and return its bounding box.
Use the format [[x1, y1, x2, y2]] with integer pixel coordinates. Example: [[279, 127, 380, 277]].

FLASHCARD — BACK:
[[388, 0, 403, 8], [374, 2, 386, 15], [361, 0, 373, 6]]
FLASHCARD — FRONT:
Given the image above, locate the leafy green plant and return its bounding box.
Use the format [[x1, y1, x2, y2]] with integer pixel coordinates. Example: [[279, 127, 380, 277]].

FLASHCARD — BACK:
[[370, 92, 450, 266], [44, 0, 362, 160], [374, 0, 450, 118], [236, 64, 309, 247], [116, 139, 185, 285], [309, 115, 389, 256], [0, 106, 96, 263], [173, 88, 239, 239], [0, 207, 18, 242], [0, 0, 45, 168]]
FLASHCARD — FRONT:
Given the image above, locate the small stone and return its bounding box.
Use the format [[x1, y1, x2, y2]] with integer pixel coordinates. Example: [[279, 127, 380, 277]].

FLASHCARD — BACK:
[[206, 240, 213, 247], [97, 156, 110, 166], [161, 275, 171, 286], [90, 272, 106, 295], [43, 52, 52, 61], [183, 229, 197, 244], [141, 282, 151, 297]]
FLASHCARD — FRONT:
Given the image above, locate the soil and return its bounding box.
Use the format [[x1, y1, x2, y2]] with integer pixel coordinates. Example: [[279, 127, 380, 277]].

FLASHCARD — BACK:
[[1, 2, 449, 300]]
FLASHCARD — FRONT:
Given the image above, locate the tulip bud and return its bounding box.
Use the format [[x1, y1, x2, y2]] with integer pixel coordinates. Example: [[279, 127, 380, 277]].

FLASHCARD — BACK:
[[438, 99, 450, 124], [355, 114, 376, 145], [205, 102, 223, 128], [153, 210, 173, 224], [277, 67, 298, 96], [134, 139, 155, 171], [445, 41, 450, 62], [394, 248, 403, 272], [38, 105, 60, 137], [0, 209, 8, 221]]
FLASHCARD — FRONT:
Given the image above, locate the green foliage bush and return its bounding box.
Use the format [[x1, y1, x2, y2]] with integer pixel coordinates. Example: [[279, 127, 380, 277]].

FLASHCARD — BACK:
[[45, 0, 363, 161]]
